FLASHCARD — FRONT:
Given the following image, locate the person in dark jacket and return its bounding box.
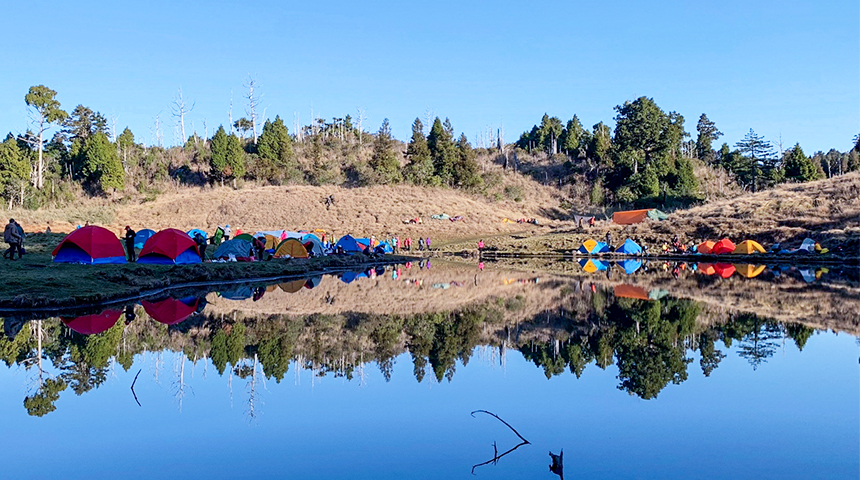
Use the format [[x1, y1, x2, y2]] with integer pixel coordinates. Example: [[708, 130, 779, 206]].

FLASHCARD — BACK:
[[195, 233, 208, 260], [3, 219, 22, 260], [13, 220, 25, 257], [124, 226, 137, 262]]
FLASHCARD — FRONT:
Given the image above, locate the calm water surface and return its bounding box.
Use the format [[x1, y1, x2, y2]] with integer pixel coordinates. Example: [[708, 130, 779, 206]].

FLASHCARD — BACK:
[[1, 262, 857, 480]]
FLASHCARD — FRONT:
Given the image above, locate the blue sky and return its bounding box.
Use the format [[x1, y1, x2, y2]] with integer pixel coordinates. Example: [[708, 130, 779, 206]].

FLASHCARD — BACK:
[[0, 0, 856, 153]]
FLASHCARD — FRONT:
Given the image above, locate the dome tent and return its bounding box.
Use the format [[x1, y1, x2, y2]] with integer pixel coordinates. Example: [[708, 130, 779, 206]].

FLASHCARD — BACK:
[[134, 229, 156, 249], [138, 229, 200, 265], [212, 238, 254, 261], [52, 226, 127, 264]]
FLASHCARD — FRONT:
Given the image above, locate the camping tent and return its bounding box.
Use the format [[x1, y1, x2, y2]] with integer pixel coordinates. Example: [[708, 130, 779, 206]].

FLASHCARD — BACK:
[[616, 259, 642, 275], [212, 238, 254, 261], [340, 270, 370, 284], [233, 233, 255, 243], [138, 229, 200, 265], [714, 263, 736, 278], [301, 234, 326, 256], [134, 229, 156, 249], [733, 240, 766, 254], [262, 234, 279, 250], [711, 238, 736, 255], [579, 258, 609, 273], [734, 264, 766, 278], [141, 297, 199, 325], [591, 241, 610, 254], [52, 226, 127, 264], [696, 240, 716, 254], [218, 285, 253, 300], [614, 284, 650, 300], [334, 235, 365, 254], [697, 263, 716, 276], [304, 276, 322, 289], [615, 239, 643, 255], [61, 309, 122, 335], [273, 238, 309, 258], [186, 229, 207, 240], [612, 208, 669, 225], [577, 239, 598, 254]]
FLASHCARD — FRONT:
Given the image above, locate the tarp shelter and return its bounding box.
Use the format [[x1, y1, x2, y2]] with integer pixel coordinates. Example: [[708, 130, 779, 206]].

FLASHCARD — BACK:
[[711, 239, 736, 255], [714, 263, 736, 278], [616, 259, 642, 275], [579, 258, 609, 273], [735, 264, 766, 278], [614, 284, 650, 300], [141, 297, 199, 325], [696, 240, 715, 254], [61, 309, 122, 335], [234, 233, 255, 243], [278, 279, 307, 293], [212, 238, 253, 261], [573, 214, 594, 226], [613, 208, 669, 225], [273, 238, 309, 258], [615, 239, 643, 255], [138, 229, 200, 265], [697, 263, 716, 276], [134, 229, 156, 249], [52, 225, 127, 264], [733, 240, 766, 254], [186, 229, 207, 240], [335, 235, 365, 254], [578, 239, 598, 254], [301, 234, 325, 256]]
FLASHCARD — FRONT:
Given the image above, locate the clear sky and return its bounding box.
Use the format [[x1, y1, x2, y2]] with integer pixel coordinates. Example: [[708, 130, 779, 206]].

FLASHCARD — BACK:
[[0, 0, 857, 153]]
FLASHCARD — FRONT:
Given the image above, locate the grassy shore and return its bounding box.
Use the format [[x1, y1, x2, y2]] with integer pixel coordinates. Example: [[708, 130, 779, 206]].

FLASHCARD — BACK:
[[0, 232, 412, 309]]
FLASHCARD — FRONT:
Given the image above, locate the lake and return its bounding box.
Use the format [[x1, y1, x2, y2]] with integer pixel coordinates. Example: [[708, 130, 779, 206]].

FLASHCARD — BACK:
[[1, 260, 858, 479]]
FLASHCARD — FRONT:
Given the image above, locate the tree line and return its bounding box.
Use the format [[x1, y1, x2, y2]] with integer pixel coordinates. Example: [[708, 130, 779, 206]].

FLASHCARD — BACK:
[[2, 86, 857, 210]]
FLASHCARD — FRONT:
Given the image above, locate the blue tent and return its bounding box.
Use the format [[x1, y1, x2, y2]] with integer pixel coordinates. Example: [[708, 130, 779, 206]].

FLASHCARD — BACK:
[[615, 239, 643, 255], [578, 258, 609, 272], [133, 229, 156, 249], [301, 234, 326, 256], [212, 238, 253, 260], [218, 285, 253, 300], [591, 241, 610, 253], [616, 259, 642, 275], [335, 235, 365, 254], [340, 270, 369, 284], [187, 228, 207, 239]]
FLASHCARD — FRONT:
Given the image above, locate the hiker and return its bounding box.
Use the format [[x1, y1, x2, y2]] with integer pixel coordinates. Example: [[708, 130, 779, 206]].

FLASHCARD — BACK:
[[425, 237, 431, 251], [418, 237, 425, 251], [589, 217, 595, 228], [3, 219, 22, 260], [223, 225, 231, 241], [253, 236, 266, 261], [213, 226, 225, 245], [14, 220, 25, 257], [195, 233, 208, 260], [477, 239, 485, 251], [605, 232, 612, 248], [124, 226, 137, 262]]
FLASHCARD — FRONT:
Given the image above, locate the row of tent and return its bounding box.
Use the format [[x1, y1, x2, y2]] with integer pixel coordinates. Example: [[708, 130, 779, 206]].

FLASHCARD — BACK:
[[578, 238, 644, 255], [62, 296, 203, 335], [51, 226, 391, 264], [577, 237, 821, 256]]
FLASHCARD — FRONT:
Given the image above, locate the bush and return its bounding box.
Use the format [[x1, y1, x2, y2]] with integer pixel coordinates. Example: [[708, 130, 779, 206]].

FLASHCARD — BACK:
[[504, 185, 523, 202]]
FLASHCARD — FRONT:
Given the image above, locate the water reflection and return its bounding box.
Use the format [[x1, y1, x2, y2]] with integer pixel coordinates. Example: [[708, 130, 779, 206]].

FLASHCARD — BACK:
[[1, 260, 853, 418]]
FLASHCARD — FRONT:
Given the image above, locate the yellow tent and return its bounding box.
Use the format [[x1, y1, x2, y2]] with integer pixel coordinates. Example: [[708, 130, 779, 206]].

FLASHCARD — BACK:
[[733, 240, 766, 254], [278, 279, 306, 293], [273, 238, 309, 258], [580, 259, 604, 273], [579, 239, 598, 253], [734, 264, 766, 278], [263, 234, 279, 250]]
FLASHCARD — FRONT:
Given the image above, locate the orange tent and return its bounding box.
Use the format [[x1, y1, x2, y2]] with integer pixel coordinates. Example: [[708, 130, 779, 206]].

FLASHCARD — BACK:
[[697, 241, 716, 254], [697, 263, 716, 275], [714, 263, 736, 278], [278, 279, 306, 293], [733, 240, 766, 254], [614, 284, 650, 300], [735, 264, 766, 278], [711, 238, 736, 255], [613, 209, 650, 225]]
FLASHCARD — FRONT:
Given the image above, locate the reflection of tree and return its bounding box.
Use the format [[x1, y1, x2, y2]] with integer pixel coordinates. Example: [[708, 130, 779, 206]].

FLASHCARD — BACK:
[[24, 377, 67, 417], [698, 332, 725, 377], [786, 323, 814, 351], [729, 314, 784, 370]]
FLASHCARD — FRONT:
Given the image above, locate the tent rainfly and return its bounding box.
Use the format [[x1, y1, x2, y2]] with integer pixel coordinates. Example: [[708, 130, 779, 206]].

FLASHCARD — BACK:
[[612, 208, 669, 225]]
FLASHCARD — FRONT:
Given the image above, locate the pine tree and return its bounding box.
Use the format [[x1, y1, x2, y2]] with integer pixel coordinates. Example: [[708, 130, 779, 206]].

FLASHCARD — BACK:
[[735, 129, 775, 191], [561, 115, 585, 157], [225, 133, 246, 183], [428, 117, 456, 185], [783, 144, 822, 182], [209, 126, 229, 183], [369, 118, 402, 184], [453, 133, 482, 189], [404, 118, 436, 185], [257, 116, 299, 182], [695, 114, 722, 162], [82, 132, 124, 192]]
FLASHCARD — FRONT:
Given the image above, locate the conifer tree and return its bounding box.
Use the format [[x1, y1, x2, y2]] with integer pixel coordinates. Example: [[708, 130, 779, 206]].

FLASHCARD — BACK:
[[783, 144, 822, 182], [453, 133, 482, 189], [369, 118, 402, 184], [209, 126, 229, 183], [404, 118, 435, 185], [82, 132, 124, 192]]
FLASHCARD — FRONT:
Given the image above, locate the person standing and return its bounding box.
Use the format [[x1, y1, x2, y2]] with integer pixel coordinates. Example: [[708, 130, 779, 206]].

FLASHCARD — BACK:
[[13, 220, 25, 257], [3, 219, 22, 260], [425, 237, 431, 251], [124, 226, 137, 262], [195, 233, 208, 260], [418, 237, 425, 251], [223, 224, 231, 241]]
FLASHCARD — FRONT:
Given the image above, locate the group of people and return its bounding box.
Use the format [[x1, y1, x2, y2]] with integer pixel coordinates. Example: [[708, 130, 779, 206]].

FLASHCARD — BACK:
[[3, 219, 25, 260]]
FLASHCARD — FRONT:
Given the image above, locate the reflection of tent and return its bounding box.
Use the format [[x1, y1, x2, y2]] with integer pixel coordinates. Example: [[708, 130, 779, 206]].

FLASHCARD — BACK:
[[52, 226, 127, 264], [218, 285, 253, 300], [134, 229, 156, 249], [579, 258, 609, 273], [648, 289, 670, 300], [711, 238, 736, 255], [335, 235, 365, 253], [616, 259, 642, 274], [139, 228, 200, 265], [304, 276, 322, 289], [614, 284, 650, 300], [186, 229, 207, 240], [798, 268, 816, 283], [274, 238, 309, 258], [696, 240, 715, 254], [697, 263, 716, 276], [141, 297, 199, 325], [615, 239, 643, 255], [734, 264, 766, 278], [212, 239, 253, 261], [733, 240, 766, 254], [714, 263, 736, 278], [340, 270, 369, 284], [613, 208, 668, 225], [278, 279, 307, 293], [61, 309, 122, 335]]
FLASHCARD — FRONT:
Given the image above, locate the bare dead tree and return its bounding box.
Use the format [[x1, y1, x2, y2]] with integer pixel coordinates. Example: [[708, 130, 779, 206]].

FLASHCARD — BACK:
[[171, 87, 194, 144], [470, 410, 530, 474], [356, 107, 366, 145], [244, 76, 261, 144], [228, 90, 234, 135]]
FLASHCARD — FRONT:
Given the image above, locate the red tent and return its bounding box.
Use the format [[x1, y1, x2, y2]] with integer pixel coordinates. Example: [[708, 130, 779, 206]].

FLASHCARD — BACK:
[[141, 297, 199, 325], [52, 226, 127, 264], [139, 228, 200, 264], [711, 238, 736, 255], [714, 263, 736, 278], [61, 309, 122, 335]]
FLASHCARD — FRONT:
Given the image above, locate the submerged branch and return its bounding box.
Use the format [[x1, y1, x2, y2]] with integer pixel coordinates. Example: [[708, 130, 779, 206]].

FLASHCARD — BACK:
[[130, 369, 142, 407], [470, 410, 530, 444], [471, 440, 528, 474]]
